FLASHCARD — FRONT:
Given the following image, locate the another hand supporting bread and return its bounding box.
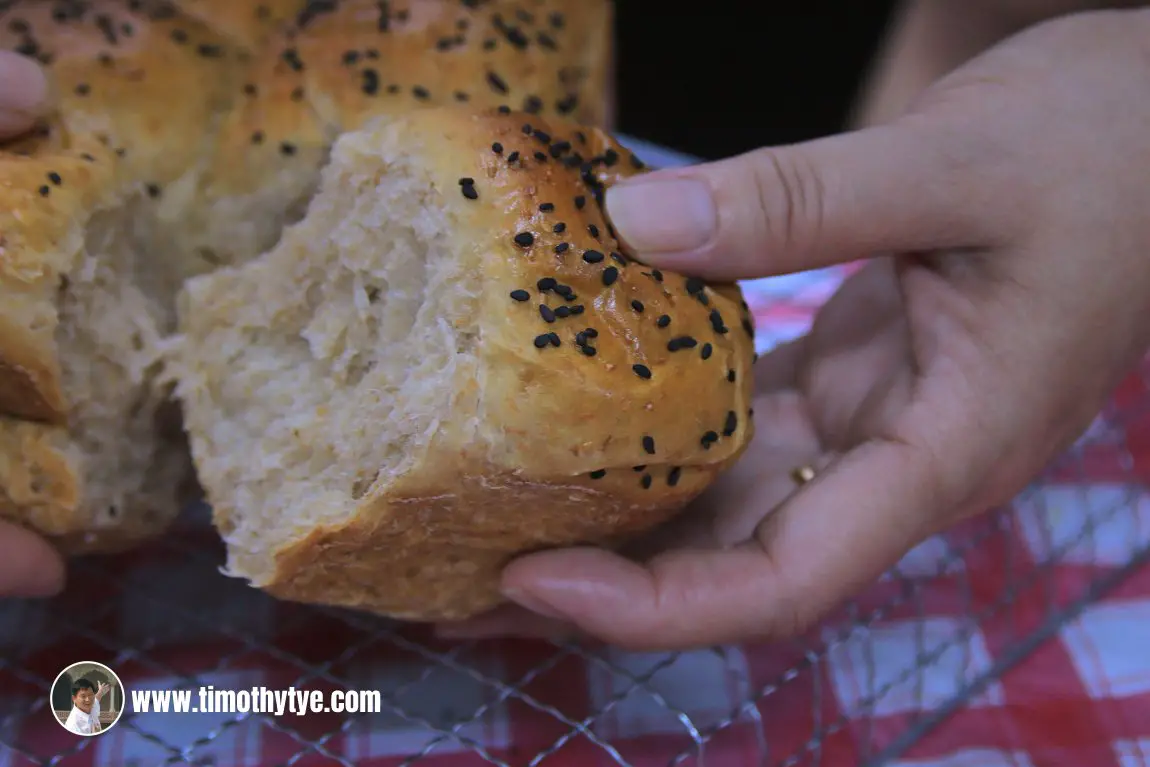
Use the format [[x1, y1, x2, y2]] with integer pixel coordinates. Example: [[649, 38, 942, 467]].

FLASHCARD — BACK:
[[173, 106, 757, 621]]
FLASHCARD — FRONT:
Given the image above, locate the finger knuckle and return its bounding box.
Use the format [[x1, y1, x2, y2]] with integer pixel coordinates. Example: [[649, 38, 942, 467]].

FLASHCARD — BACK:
[[748, 147, 826, 262]]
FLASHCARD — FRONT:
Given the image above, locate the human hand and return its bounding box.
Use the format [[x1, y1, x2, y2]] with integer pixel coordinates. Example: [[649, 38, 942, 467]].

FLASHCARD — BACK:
[[96, 682, 110, 699], [436, 9, 1150, 650], [0, 51, 63, 600]]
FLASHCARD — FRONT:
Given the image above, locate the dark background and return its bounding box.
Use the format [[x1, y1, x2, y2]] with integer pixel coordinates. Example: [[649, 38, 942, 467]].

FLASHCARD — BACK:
[[612, 3, 900, 160]]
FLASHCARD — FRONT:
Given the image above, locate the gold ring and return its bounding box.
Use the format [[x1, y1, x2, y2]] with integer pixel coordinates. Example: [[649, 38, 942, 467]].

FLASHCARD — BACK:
[[791, 464, 817, 486]]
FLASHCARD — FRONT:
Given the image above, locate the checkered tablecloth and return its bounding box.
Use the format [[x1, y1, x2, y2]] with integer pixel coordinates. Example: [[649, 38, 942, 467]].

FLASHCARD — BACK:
[[2, 138, 1150, 767]]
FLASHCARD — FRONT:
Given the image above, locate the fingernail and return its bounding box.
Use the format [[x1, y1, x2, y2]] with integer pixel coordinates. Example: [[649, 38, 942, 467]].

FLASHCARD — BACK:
[[501, 586, 568, 621], [0, 50, 48, 115], [605, 177, 717, 255]]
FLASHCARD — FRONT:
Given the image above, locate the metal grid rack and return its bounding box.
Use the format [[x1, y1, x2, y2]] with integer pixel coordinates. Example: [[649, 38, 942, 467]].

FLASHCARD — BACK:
[[1, 365, 1147, 767]]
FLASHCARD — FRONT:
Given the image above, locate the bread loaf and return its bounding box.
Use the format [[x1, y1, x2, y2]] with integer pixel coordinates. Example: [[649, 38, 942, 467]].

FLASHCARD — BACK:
[[173, 107, 757, 620], [0, 0, 614, 555]]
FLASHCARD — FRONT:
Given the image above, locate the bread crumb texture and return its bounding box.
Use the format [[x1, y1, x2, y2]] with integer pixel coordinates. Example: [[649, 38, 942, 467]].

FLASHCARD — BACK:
[[175, 107, 757, 620]]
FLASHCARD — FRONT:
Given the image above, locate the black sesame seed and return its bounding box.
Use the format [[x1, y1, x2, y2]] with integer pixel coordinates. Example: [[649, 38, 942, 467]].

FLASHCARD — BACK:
[[668, 467, 682, 486], [342, 50, 359, 65], [537, 277, 557, 291], [582, 249, 604, 264], [497, 105, 511, 114], [47, 172, 61, 185], [588, 224, 600, 239], [633, 364, 652, 379], [743, 318, 755, 336], [539, 305, 556, 323], [701, 431, 719, 449], [668, 336, 698, 352], [651, 269, 664, 282], [584, 328, 599, 338], [459, 178, 478, 200], [361, 68, 379, 95], [633, 465, 646, 472], [532, 129, 552, 144], [710, 309, 729, 334], [539, 202, 555, 212], [574, 195, 586, 209], [553, 222, 566, 233], [570, 305, 585, 315], [555, 242, 569, 254], [723, 411, 738, 437], [642, 436, 655, 454], [492, 142, 504, 154], [282, 49, 304, 71], [602, 267, 619, 285], [641, 474, 653, 489], [656, 314, 671, 328], [550, 11, 565, 27], [412, 85, 430, 100], [727, 370, 737, 383], [522, 123, 533, 135], [507, 151, 520, 163], [580, 344, 596, 356], [251, 130, 264, 144], [589, 469, 606, 480], [685, 276, 705, 295], [631, 300, 644, 313], [280, 142, 297, 156], [550, 140, 571, 158], [38, 185, 49, 197], [513, 232, 535, 247], [533, 151, 547, 162], [197, 43, 223, 58], [170, 28, 188, 43], [556, 93, 578, 114], [145, 183, 160, 199], [243, 83, 257, 96], [510, 289, 530, 302], [701, 343, 713, 360], [533, 334, 550, 348], [387, 84, 400, 93], [604, 149, 620, 167], [75, 83, 90, 96], [548, 332, 561, 347], [555, 306, 571, 318], [484, 39, 498, 50], [610, 251, 627, 266]]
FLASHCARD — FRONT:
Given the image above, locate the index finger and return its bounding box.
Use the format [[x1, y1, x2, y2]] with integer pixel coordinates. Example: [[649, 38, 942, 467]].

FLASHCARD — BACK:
[[500, 439, 945, 650]]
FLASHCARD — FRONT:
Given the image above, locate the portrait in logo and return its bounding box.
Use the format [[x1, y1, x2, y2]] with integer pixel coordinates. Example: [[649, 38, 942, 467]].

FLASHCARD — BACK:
[[50, 661, 125, 736]]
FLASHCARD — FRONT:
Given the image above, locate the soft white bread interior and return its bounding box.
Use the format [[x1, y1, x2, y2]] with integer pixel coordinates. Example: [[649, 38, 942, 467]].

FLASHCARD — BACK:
[[173, 107, 757, 621], [0, 0, 614, 555]]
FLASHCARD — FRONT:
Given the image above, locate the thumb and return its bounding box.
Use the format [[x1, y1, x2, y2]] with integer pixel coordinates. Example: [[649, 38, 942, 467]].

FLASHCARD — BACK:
[[0, 50, 48, 139], [608, 120, 1005, 280]]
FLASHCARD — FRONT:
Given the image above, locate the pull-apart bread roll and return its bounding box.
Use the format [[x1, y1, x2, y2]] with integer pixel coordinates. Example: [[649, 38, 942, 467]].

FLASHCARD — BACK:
[[174, 107, 757, 621], [0, 0, 613, 555]]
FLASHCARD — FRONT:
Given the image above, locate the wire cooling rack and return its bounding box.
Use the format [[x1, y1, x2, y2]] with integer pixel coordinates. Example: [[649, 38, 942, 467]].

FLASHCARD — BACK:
[[2, 138, 1150, 767]]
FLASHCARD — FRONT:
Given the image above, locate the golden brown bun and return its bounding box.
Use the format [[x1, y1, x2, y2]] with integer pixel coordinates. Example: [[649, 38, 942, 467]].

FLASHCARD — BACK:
[[0, 0, 614, 555], [175, 107, 757, 620]]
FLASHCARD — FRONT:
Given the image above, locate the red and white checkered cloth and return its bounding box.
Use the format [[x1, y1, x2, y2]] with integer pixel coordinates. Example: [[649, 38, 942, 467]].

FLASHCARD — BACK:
[[3, 141, 1150, 767]]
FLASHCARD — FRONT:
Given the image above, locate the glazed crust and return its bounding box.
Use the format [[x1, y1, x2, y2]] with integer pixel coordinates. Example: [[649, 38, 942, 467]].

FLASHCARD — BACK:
[[199, 109, 757, 620], [0, 0, 614, 553]]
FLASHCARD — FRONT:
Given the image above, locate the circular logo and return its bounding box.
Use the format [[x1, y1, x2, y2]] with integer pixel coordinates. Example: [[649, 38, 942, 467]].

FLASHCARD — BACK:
[[50, 661, 126, 737]]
